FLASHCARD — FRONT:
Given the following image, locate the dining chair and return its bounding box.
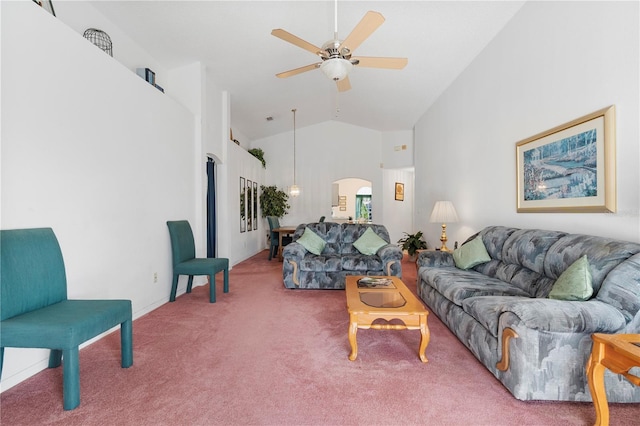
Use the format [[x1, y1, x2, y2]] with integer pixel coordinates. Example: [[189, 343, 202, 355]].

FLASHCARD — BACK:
[[267, 216, 293, 261], [166, 220, 229, 303], [0, 227, 133, 410]]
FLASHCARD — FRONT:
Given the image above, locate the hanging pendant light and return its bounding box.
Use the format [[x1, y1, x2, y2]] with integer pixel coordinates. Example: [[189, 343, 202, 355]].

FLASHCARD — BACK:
[[289, 108, 301, 197]]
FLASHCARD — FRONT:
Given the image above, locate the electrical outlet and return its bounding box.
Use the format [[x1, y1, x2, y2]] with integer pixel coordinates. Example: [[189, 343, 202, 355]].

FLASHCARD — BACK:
[[153, 272, 158, 283]]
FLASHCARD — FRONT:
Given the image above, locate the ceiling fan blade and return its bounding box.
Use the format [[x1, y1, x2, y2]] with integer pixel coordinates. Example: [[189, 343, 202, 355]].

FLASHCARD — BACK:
[[338, 11, 385, 54], [353, 56, 408, 69], [271, 29, 322, 56], [276, 63, 321, 78], [336, 76, 351, 92]]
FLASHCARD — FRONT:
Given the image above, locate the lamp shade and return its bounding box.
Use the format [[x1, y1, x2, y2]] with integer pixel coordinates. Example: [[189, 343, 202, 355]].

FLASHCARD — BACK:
[[320, 58, 352, 81], [429, 201, 459, 223]]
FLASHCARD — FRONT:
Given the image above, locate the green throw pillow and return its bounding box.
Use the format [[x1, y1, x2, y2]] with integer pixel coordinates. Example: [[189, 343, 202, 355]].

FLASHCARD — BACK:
[[353, 227, 388, 255], [452, 237, 491, 270], [297, 227, 326, 255], [548, 255, 593, 301]]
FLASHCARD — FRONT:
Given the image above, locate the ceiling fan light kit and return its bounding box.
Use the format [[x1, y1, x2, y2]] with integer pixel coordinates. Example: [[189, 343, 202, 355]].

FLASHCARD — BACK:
[[320, 58, 352, 81]]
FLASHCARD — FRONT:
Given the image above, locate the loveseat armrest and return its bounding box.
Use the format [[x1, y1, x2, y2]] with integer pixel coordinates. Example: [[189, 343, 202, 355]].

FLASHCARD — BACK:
[[282, 242, 307, 261], [503, 299, 627, 334], [377, 244, 403, 262], [417, 250, 455, 268]]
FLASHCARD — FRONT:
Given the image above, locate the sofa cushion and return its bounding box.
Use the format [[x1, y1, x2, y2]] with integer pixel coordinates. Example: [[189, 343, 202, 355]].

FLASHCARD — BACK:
[[596, 253, 640, 322], [453, 237, 491, 269], [462, 296, 627, 337], [342, 254, 383, 272], [297, 227, 326, 255], [501, 229, 566, 276], [544, 234, 640, 294], [548, 255, 593, 301], [420, 267, 529, 306], [299, 254, 342, 272], [353, 227, 387, 255]]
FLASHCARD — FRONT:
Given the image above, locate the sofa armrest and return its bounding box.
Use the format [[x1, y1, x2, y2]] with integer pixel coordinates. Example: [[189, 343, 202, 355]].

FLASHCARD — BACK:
[[377, 244, 403, 262], [417, 250, 455, 268], [504, 299, 627, 334]]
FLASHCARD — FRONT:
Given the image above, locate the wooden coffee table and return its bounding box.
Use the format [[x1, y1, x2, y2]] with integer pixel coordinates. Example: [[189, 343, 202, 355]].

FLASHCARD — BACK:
[[345, 275, 430, 362]]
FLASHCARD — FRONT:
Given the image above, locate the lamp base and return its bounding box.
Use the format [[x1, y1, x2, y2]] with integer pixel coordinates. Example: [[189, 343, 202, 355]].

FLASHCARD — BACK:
[[439, 223, 451, 252]]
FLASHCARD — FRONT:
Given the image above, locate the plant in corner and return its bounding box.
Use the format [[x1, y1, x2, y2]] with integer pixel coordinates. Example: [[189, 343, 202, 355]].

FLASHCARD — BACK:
[[259, 185, 290, 218], [248, 148, 266, 168], [397, 231, 428, 261]]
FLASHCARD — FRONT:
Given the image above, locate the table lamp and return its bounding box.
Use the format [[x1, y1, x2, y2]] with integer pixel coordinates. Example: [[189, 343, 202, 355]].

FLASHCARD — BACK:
[[429, 201, 459, 252]]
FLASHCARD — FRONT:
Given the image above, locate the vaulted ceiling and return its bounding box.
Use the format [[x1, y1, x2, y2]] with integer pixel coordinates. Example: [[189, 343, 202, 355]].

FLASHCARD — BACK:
[[88, 1, 524, 141]]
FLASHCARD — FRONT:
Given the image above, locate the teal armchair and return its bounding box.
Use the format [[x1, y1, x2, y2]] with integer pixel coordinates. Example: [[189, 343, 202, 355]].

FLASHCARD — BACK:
[[0, 228, 133, 410], [166, 220, 229, 303]]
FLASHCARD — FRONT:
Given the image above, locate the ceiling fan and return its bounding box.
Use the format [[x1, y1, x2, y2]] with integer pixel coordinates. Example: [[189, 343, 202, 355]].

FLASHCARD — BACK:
[[271, 2, 408, 92]]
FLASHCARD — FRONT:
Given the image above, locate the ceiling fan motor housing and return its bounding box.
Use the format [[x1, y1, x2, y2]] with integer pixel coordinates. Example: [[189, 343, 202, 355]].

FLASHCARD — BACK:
[[319, 40, 359, 81]]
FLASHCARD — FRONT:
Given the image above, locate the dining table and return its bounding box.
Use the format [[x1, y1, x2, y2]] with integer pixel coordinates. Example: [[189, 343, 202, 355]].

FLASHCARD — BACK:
[[273, 226, 297, 261]]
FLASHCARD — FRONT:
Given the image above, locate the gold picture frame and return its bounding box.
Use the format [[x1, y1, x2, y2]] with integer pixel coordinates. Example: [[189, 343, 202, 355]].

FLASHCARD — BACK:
[[516, 106, 616, 213], [395, 182, 404, 201]]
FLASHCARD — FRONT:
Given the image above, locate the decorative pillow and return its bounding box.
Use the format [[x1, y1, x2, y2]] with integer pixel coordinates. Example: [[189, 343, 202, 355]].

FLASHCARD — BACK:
[[452, 237, 491, 270], [548, 255, 593, 301], [296, 227, 326, 255], [353, 227, 388, 255]]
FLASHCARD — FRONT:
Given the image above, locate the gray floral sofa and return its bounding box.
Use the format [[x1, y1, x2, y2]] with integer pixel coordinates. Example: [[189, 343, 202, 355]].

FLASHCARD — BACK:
[[283, 222, 402, 289], [417, 225, 640, 402]]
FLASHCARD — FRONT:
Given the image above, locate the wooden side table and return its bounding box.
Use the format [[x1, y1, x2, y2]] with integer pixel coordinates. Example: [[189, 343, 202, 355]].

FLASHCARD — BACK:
[[586, 333, 640, 426]]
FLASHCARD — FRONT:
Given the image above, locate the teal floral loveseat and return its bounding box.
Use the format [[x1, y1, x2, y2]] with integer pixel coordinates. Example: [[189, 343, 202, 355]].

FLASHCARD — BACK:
[[283, 222, 402, 289], [417, 226, 640, 402]]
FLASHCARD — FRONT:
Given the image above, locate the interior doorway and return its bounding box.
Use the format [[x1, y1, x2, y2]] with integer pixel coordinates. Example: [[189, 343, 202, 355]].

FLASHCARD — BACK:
[[331, 177, 372, 222]]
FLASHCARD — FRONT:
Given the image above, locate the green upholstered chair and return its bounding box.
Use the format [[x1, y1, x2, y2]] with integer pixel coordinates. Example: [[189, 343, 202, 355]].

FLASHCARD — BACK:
[[0, 228, 133, 410], [166, 220, 229, 303]]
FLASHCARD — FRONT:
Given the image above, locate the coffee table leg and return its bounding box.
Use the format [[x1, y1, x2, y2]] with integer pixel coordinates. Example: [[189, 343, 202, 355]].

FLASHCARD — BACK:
[[348, 316, 358, 361], [418, 314, 430, 363]]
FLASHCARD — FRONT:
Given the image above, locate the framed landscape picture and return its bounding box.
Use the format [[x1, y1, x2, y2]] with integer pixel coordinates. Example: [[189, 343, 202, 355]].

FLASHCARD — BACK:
[[516, 106, 616, 213]]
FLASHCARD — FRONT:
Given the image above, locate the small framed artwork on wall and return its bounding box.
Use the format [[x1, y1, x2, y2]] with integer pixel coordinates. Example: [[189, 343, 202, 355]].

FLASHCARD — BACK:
[[395, 182, 404, 201]]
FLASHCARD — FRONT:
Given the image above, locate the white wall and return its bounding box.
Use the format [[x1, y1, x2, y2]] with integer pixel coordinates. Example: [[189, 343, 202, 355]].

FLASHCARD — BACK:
[[1, 2, 196, 390], [415, 1, 640, 247], [251, 120, 385, 227], [382, 168, 416, 246]]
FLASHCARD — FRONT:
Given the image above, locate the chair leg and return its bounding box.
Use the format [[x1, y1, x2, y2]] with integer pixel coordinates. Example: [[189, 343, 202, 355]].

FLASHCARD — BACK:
[[170, 274, 179, 302], [121, 319, 133, 368], [186, 276, 194, 293], [49, 349, 62, 368], [209, 274, 216, 303], [62, 347, 80, 410], [223, 267, 229, 293]]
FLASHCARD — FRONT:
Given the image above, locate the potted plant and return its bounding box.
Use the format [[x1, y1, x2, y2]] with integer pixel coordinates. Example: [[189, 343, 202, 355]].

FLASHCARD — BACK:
[[259, 185, 290, 218], [397, 231, 428, 261], [248, 148, 266, 168]]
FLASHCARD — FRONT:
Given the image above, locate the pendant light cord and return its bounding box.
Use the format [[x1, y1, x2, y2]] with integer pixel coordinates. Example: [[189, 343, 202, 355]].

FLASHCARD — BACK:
[[292, 108, 297, 185]]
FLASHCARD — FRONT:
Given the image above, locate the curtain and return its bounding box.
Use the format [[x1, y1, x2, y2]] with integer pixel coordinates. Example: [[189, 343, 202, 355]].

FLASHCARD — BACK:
[[206, 158, 217, 258]]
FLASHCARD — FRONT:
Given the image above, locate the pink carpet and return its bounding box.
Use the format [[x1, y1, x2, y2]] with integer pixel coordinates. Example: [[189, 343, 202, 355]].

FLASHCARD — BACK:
[[1, 252, 638, 425]]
